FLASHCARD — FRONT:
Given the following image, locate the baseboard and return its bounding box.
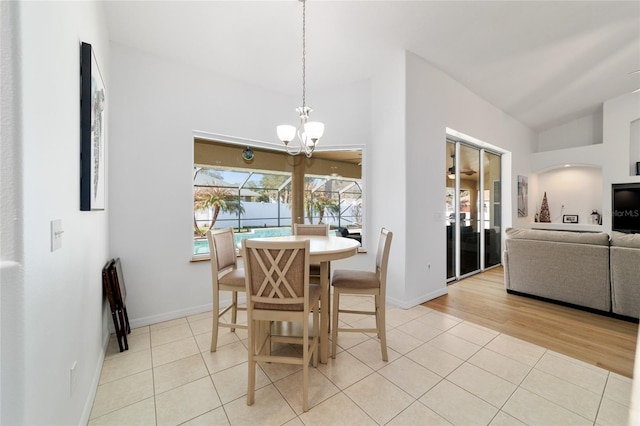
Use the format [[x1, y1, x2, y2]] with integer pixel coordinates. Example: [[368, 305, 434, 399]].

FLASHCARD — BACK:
[[129, 303, 214, 328], [80, 328, 110, 425], [387, 287, 448, 310]]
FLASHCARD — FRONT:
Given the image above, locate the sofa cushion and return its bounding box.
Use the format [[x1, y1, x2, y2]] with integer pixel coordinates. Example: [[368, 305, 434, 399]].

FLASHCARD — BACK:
[[610, 231, 640, 249], [505, 227, 610, 246]]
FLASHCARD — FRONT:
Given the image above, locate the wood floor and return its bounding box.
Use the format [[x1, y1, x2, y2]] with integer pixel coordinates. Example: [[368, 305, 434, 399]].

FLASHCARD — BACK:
[[422, 267, 638, 378]]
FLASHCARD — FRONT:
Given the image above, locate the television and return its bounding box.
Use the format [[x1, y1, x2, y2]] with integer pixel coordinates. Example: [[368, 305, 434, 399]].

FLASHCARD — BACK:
[[612, 183, 640, 233]]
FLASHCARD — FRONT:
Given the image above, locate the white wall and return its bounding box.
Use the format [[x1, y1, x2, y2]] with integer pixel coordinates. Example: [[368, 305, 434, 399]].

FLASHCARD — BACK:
[[16, 1, 110, 424], [369, 50, 408, 304], [536, 167, 603, 223], [529, 92, 640, 232], [403, 51, 536, 306], [1, 2, 24, 423], [537, 111, 603, 152], [602, 92, 640, 230], [108, 43, 372, 325]]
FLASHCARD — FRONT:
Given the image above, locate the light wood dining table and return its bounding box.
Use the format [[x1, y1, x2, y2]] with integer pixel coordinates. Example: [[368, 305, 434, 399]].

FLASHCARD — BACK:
[[249, 235, 361, 363]]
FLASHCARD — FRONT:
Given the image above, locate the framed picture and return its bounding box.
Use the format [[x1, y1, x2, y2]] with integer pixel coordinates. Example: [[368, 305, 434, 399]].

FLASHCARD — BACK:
[[636, 161, 640, 176], [80, 42, 106, 211], [517, 175, 528, 217], [563, 214, 579, 224]]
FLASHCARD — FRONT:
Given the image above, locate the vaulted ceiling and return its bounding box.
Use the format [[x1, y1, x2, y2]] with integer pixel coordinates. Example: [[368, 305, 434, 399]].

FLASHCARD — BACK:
[[105, 1, 640, 132]]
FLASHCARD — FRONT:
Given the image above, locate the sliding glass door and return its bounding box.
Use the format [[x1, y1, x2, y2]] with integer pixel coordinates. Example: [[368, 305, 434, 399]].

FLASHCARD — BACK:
[[446, 139, 501, 281], [484, 150, 502, 268]]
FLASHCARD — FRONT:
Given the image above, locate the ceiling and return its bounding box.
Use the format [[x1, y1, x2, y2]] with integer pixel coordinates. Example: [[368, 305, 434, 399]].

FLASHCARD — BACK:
[[104, 1, 640, 132]]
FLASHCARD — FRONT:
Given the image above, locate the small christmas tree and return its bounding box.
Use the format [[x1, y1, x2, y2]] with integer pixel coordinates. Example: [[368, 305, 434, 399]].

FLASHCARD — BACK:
[[539, 192, 551, 223]]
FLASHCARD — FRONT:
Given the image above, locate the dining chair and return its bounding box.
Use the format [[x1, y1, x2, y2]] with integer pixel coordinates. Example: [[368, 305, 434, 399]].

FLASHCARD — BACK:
[[293, 223, 330, 284], [207, 228, 247, 352], [242, 238, 320, 412], [331, 227, 393, 361]]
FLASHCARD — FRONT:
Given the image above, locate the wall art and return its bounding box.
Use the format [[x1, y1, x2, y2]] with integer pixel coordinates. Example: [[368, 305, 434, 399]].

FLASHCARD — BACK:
[[517, 175, 528, 217], [80, 41, 106, 211]]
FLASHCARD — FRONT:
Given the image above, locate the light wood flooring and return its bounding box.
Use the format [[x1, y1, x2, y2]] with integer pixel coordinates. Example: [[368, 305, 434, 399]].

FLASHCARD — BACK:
[[423, 266, 638, 378]]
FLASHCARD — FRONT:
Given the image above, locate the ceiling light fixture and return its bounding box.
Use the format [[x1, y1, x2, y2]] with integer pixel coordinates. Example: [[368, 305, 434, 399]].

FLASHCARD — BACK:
[[447, 154, 476, 179], [277, 0, 324, 158]]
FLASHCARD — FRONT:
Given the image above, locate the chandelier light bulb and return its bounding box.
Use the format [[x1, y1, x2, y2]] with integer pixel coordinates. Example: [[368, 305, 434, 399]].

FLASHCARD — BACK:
[[277, 125, 296, 143], [304, 121, 324, 141]]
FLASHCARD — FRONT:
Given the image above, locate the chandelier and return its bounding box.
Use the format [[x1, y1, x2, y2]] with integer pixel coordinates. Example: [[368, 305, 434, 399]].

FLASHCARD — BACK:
[[276, 0, 324, 157]]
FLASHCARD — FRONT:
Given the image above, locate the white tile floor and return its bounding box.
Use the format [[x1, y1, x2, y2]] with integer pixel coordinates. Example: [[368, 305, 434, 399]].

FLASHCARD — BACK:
[[89, 296, 632, 425]]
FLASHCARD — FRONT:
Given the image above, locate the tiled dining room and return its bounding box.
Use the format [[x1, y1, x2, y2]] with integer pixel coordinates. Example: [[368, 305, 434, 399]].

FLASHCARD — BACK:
[[89, 295, 632, 426]]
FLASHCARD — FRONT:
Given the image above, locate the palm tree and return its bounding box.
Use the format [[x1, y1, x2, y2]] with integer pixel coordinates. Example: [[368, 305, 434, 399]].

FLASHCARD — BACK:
[[193, 187, 244, 236], [305, 191, 340, 224]]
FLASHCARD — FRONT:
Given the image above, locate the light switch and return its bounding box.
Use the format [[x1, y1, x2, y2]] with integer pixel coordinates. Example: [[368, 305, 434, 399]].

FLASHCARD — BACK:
[[51, 219, 63, 252]]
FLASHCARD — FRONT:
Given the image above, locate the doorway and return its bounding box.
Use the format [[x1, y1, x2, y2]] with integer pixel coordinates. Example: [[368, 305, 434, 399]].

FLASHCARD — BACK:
[[446, 139, 501, 281]]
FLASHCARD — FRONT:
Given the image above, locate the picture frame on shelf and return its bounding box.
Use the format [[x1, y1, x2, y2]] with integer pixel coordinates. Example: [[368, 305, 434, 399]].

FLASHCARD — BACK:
[[563, 214, 579, 224]]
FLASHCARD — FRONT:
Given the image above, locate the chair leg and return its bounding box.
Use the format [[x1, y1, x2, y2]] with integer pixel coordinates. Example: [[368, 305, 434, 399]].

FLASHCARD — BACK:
[[376, 294, 388, 362], [117, 308, 129, 350], [210, 290, 220, 352], [231, 291, 238, 332], [264, 321, 272, 356], [122, 306, 131, 334], [302, 317, 309, 412], [331, 289, 340, 359], [312, 303, 319, 367], [247, 318, 256, 406], [110, 310, 124, 352]]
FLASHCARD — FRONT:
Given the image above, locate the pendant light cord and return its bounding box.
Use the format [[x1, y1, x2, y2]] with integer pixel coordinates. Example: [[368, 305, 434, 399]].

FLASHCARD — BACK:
[[301, 0, 306, 110]]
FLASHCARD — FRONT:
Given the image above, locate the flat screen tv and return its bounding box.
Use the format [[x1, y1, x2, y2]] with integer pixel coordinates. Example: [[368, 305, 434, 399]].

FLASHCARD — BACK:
[[612, 183, 640, 233]]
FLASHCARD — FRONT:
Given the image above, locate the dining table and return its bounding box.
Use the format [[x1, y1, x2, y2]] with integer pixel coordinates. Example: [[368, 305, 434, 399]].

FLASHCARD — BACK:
[[249, 234, 361, 363]]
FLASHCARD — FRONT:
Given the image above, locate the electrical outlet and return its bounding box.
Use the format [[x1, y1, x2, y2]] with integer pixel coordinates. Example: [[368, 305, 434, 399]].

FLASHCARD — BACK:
[[70, 361, 78, 397]]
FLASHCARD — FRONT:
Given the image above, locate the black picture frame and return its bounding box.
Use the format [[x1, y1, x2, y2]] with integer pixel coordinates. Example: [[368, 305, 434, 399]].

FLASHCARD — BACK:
[[563, 214, 579, 224], [80, 42, 106, 211], [636, 161, 640, 176]]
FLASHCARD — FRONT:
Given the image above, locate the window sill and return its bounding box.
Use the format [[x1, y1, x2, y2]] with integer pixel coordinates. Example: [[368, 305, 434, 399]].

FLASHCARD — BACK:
[[190, 255, 210, 263]]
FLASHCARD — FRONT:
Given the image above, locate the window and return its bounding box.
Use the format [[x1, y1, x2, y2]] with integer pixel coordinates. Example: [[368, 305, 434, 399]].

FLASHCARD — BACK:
[[193, 137, 363, 257]]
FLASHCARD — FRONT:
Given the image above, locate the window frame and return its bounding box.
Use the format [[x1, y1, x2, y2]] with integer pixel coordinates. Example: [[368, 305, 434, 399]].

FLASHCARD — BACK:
[[192, 131, 366, 260]]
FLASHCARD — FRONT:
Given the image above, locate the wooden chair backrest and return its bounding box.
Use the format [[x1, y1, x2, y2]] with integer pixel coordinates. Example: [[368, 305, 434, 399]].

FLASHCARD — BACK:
[[242, 239, 310, 310], [376, 228, 393, 293], [207, 228, 238, 278], [293, 223, 330, 236]]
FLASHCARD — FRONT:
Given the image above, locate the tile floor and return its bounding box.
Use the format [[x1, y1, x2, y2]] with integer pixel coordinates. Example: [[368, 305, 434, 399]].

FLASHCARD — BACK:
[[89, 295, 633, 425]]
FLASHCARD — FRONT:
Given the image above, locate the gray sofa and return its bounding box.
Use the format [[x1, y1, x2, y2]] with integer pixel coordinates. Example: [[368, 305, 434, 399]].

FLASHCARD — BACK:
[[610, 231, 640, 318], [503, 227, 612, 313]]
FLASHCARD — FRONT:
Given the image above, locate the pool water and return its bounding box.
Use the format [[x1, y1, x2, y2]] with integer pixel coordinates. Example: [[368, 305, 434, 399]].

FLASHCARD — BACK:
[[193, 227, 293, 255]]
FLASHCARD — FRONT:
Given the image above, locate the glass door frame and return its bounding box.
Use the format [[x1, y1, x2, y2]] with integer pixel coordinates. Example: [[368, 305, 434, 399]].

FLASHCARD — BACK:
[[447, 138, 502, 283]]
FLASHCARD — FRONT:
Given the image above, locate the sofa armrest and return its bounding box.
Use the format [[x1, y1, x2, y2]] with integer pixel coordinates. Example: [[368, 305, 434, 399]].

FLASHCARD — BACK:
[[611, 246, 640, 318]]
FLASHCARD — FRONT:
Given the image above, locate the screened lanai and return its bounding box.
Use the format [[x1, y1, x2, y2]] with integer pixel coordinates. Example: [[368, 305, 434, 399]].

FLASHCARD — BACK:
[[193, 139, 363, 256]]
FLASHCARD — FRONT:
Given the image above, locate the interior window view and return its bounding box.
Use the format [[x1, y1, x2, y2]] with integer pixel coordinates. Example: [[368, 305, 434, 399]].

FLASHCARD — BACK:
[[7, 1, 640, 425], [193, 139, 364, 256]]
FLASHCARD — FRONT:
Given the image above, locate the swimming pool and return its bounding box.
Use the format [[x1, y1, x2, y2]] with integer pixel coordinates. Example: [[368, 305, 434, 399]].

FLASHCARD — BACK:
[[193, 227, 293, 255]]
